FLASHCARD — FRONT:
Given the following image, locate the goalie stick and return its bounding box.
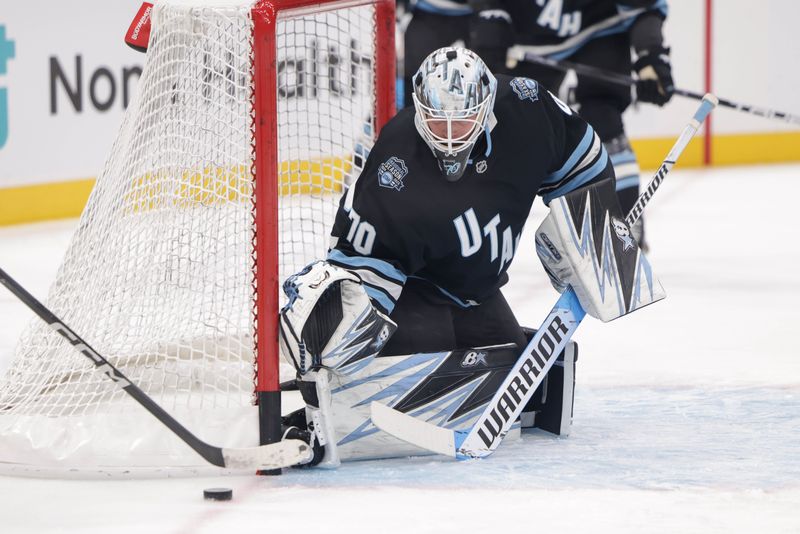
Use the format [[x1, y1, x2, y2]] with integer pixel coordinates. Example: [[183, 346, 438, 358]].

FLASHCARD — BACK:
[[507, 49, 800, 126], [371, 94, 718, 460], [0, 267, 312, 471]]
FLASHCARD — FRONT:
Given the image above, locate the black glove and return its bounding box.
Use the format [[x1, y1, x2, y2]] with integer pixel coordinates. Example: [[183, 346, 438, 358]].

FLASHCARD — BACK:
[[633, 46, 674, 106], [470, 10, 514, 74]]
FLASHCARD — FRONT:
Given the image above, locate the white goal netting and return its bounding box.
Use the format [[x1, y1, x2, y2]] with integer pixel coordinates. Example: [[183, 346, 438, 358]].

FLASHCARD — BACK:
[[0, 0, 383, 475]]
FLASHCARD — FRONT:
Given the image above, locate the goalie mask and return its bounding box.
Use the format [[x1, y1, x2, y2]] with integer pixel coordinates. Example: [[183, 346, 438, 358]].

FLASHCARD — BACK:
[[412, 47, 497, 182]]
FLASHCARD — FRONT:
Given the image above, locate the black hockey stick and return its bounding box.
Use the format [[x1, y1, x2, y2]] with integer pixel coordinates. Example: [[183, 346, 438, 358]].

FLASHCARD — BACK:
[[371, 95, 718, 459], [508, 49, 800, 126], [0, 267, 311, 471]]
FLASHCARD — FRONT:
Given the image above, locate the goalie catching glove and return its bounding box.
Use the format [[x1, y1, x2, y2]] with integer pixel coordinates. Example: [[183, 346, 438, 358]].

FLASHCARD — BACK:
[[279, 261, 397, 375], [535, 177, 666, 322]]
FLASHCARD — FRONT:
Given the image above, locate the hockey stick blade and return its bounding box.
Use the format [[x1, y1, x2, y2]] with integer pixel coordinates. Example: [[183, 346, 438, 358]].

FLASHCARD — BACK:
[[370, 95, 717, 460], [0, 267, 312, 471], [371, 401, 459, 457], [220, 441, 311, 470]]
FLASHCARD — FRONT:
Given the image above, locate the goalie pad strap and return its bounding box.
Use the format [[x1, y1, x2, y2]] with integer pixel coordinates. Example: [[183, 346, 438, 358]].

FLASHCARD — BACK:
[[297, 379, 319, 408]]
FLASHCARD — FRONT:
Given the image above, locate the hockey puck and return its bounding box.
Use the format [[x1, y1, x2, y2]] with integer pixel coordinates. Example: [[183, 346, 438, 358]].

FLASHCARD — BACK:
[[203, 488, 233, 501]]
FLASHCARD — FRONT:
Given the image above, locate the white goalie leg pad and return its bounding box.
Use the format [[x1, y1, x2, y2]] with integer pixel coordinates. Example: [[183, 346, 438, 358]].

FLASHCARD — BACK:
[[279, 261, 397, 375], [535, 178, 666, 322], [323, 344, 524, 462]]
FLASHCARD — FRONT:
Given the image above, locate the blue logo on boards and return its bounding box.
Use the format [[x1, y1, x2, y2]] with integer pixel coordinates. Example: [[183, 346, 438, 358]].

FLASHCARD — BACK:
[[378, 156, 408, 191], [510, 77, 539, 103], [0, 25, 16, 150]]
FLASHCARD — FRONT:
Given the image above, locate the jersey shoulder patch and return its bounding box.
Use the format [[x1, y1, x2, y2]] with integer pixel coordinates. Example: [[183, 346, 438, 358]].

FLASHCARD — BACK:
[[377, 156, 409, 191], [509, 77, 540, 103], [358, 108, 417, 194]]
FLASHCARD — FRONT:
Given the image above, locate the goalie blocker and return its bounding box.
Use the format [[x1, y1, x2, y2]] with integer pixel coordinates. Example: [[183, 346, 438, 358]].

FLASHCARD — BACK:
[[278, 262, 577, 465], [535, 176, 665, 322]]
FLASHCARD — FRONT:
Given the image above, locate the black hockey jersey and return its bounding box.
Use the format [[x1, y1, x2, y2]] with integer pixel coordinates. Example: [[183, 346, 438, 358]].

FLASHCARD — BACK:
[[328, 74, 614, 314], [505, 0, 667, 59], [411, 0, 472, 16]]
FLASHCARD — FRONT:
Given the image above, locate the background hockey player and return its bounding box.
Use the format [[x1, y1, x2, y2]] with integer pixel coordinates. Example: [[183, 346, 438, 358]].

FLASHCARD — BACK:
[[470, 0, 674, 249], [279, 47, 664, 467], [399, 0, 473, 107]]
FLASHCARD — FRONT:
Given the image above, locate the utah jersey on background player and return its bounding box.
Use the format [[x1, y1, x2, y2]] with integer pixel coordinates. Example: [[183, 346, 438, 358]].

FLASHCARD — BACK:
[[328, 72, 613, 317], [494, 0, 668, 58], [471, 0, 672, 250]]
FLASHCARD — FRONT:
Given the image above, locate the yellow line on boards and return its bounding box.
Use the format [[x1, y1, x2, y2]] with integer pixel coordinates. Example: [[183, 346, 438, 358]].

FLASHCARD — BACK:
[[1, 131, 798, 226], [632, 130, 800, 169], [0, 179, 96, 226], [632, 137, 705, 169], [711, 131, 800, 166]]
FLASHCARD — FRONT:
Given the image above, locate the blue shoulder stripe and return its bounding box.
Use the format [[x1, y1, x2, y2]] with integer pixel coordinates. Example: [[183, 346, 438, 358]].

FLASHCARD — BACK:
[[363, 285, 396, 315], [413, 1, 472, 15], [543, 148, 610, 204], [544, 125, 595, 185], [327, 249, 407, 284]]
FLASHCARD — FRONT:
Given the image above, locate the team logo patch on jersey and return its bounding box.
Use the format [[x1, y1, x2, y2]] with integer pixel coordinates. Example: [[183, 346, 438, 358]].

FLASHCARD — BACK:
[[611, 217, 635, 251], [460, 350, 488, 368], [476, 160, 488, 174], [510, 77, 539, 102], [378, 156, 408, 191]]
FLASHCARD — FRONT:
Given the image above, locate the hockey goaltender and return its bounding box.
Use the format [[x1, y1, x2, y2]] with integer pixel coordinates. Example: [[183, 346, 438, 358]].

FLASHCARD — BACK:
[[278, 47, 664, 467]]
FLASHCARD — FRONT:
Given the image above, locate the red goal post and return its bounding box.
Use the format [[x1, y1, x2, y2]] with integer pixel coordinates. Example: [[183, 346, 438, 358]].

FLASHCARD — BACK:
[[251, 0, 396, 457]]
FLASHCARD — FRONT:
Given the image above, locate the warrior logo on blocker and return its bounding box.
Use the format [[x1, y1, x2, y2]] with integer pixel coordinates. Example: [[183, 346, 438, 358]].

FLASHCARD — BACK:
[[510, 77, 539, 103], [378, 156, 408, 191]]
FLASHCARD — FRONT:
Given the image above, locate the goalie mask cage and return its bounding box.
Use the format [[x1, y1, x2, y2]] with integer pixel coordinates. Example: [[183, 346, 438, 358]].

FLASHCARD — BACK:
[[0, 0, 394, 476]]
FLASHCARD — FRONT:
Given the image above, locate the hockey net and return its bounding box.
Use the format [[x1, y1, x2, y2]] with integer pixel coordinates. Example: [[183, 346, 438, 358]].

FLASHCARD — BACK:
[[0, 0, 393, 476]]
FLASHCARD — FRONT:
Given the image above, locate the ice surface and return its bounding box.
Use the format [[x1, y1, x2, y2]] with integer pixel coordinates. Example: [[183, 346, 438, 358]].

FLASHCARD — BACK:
[[1, 164, 798, 533]]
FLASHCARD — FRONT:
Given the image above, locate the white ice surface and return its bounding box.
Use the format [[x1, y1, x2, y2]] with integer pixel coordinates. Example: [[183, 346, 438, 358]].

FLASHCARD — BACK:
[[1, 164, 798, 533]]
